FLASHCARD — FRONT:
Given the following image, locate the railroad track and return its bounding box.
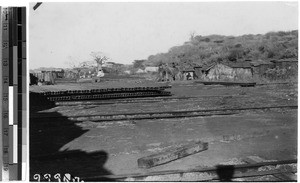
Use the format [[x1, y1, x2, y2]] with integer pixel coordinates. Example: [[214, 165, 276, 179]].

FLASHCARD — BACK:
[[30, 105, 298, 122], [53, 95, 234, 106], [81, 159, 297, 181]]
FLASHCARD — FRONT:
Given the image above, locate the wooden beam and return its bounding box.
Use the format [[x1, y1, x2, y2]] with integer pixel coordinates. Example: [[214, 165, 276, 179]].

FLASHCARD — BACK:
[[137, 141, 208, 168]]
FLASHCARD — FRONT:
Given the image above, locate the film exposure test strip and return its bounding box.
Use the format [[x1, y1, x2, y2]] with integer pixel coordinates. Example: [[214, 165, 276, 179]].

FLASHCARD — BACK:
[[0, 7, 27, 181]]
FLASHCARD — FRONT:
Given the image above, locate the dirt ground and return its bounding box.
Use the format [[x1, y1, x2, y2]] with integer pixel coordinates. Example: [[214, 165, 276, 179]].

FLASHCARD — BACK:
[[30, 81, 297, 180]]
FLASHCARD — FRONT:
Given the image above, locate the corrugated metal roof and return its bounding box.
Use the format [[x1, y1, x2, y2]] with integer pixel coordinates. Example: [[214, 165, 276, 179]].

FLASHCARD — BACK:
[[31, 67, 65, 72], [40, 68, 64, 72], [271, 58, 298, 63], [202, 62, 217, 71], [250, 60, 273, 66], [223, 61, 252, 68], [179, 65, 195, 71], [202, 61, 252, 71]]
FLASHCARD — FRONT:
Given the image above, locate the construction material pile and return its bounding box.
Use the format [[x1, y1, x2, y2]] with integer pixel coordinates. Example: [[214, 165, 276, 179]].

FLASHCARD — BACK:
[[30, 81, 172, 103]]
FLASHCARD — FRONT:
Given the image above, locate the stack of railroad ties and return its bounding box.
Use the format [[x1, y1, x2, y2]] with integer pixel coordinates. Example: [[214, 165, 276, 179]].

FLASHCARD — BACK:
[[30, 85, 172, 103]]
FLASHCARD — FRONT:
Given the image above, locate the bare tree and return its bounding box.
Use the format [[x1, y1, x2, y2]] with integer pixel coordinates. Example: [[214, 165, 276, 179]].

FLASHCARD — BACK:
[[189, 31, 196, 41], [90, 51, 109, 72]]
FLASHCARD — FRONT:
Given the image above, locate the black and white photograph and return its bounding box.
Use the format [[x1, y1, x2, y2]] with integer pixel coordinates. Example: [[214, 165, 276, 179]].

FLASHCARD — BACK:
[[29, 2, 298, 181]]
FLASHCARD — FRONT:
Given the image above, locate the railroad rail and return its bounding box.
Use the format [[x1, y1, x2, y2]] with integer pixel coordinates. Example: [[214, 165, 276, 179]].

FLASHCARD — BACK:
[[53, 95, 240, 106], [81, 159, 297, 181], [30, 105, 298, 122], [54, 96, 197, 106]]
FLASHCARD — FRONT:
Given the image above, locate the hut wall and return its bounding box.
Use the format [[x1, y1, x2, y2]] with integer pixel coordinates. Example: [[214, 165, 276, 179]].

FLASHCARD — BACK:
[[30, 73, 38, 85], [205, 63, 253, 81], [31, 72, 55, 84], [32, 73, 44, 81], [194, 67, 202, 79], [56, 71, 64, 78], [253, 64, 275, 77], [43, 72, 55, 84], [206, 64, 235, 80], [233, 68, 252, 80], [64, 71, 77, 79]]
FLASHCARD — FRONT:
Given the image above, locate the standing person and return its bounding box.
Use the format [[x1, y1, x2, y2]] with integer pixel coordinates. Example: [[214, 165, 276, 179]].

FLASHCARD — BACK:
[[186, 72, 192, 80]]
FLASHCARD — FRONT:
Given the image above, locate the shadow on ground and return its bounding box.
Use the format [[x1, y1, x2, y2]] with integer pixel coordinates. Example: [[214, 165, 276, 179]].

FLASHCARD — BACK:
[[30, 94, 115, 181], [216, 165, 235, 181]]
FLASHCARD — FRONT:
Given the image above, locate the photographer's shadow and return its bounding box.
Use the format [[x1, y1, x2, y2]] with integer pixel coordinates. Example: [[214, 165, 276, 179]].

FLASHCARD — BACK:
[[216, 165, 235, 182], [30, 94, 115, 181]]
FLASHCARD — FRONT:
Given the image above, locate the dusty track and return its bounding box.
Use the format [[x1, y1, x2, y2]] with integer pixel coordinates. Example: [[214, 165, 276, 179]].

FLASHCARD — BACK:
[[30, 81, 298, 181], [82, 159, 296, 181]]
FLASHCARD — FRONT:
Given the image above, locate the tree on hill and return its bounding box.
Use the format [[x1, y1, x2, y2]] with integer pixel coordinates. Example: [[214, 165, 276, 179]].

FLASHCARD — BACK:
[[146, 30, 298, 67]]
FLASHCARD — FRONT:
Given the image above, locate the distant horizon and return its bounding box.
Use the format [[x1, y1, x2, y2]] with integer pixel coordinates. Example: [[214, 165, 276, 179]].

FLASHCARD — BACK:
[[30, 29, 298, 70], [30, 29, 299, 70], [29, 2, 298, 69]]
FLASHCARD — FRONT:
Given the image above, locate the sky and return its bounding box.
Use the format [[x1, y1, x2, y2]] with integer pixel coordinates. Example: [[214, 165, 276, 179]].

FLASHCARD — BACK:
[[29, 1, 298, 69]]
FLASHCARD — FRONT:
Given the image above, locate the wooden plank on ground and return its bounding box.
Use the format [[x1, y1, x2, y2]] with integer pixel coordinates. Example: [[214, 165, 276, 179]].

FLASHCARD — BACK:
[[137, 141, 208, 168], [243, 156, 297, 182]]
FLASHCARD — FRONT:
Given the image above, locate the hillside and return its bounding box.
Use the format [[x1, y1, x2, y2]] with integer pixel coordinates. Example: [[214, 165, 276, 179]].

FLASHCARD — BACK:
[[145, 30, 298, 67]]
